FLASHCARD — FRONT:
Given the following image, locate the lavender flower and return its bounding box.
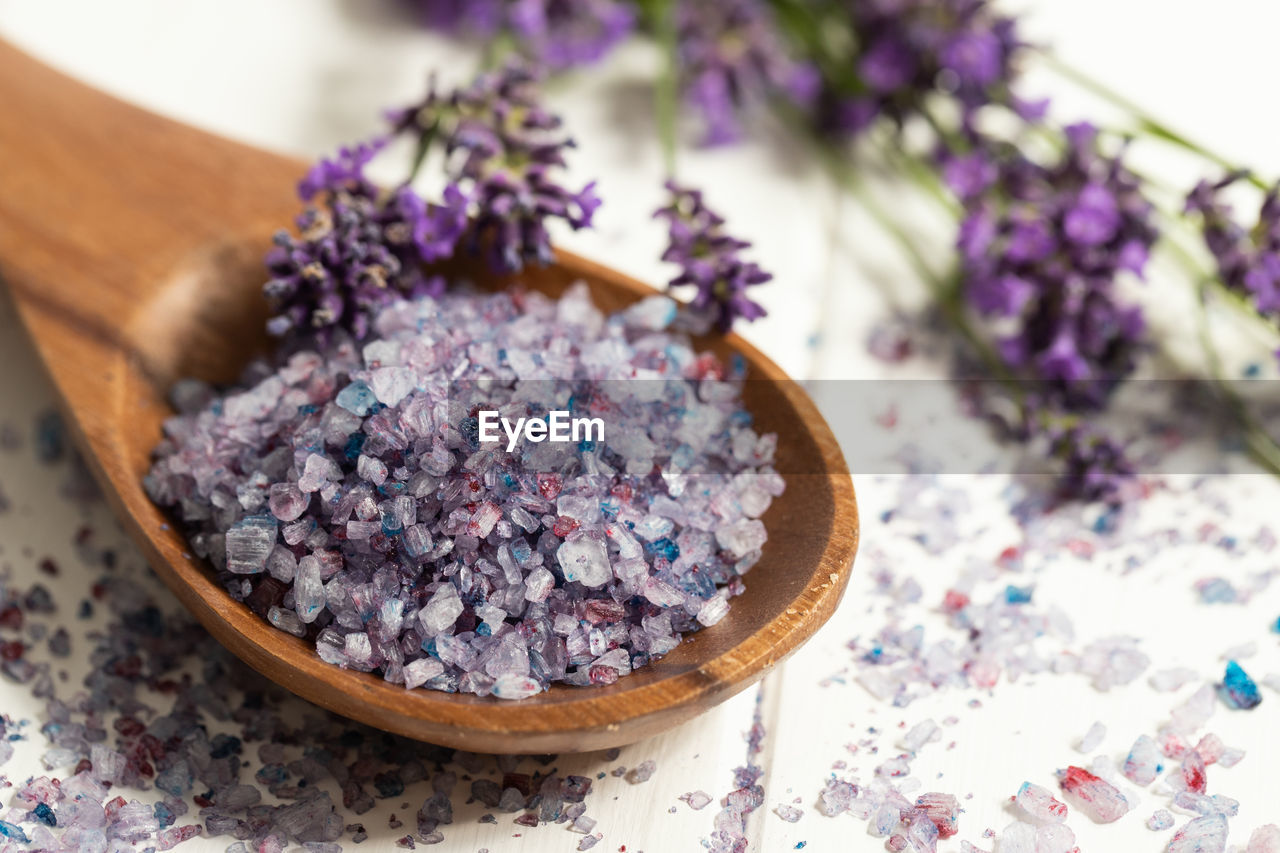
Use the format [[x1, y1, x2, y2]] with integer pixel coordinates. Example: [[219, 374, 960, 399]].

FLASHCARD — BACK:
[[674, 0, 817, 146], [945, 123, 1157, 411], [390, 66, 600, 270], [419, 0, 634, 71], [820, 0, 1025, 138], [1046, 421, 1136, 507], [264, 155, 461, 343], [655, 181, 770, 332], [1185, 173, 1280, 318]]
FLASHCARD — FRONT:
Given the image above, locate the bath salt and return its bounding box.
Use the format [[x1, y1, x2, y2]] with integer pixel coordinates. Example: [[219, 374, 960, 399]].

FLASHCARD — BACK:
[[146, 285, 781, 698], [1055, 766, 1129, 823]]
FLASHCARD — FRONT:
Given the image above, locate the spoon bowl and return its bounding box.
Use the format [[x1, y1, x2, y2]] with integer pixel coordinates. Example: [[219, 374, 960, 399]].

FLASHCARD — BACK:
[[0, 40, 858, 753]]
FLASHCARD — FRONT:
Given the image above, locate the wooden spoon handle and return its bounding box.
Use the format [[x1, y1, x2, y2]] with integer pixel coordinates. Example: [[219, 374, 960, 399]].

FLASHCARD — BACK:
[[0, 38, 300, 347]]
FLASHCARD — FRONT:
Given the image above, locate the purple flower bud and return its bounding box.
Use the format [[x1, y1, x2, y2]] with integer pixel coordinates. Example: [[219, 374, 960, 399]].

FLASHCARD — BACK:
[[655, 181, 771, 332]]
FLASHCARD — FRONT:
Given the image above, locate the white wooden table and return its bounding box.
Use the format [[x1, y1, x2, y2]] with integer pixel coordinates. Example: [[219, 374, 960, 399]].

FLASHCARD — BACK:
[[1, 2, 1278, 850]]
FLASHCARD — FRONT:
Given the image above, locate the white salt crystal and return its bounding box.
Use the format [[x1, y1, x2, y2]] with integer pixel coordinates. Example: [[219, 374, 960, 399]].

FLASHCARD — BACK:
[[714, 519, 767, 559], [998, 821, 1037, 853], [225, 515, 276, 574], [1077, 721, 1106, 753], [524, 568, 555, 602], [403, 657, 445, 689], [696, 595, 730, 627], [294, 556, 326, 624], [492, 674, 542, 700], [557, 532, 612, 587], [418, 584, 464, 636]]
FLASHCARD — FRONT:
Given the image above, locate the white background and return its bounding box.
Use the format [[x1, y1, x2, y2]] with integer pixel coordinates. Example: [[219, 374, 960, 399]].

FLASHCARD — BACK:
[[0, 2, 1278, 851]]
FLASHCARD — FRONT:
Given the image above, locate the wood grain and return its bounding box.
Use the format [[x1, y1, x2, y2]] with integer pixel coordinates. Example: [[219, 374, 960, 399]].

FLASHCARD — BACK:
[[0, 38, 859, 753]]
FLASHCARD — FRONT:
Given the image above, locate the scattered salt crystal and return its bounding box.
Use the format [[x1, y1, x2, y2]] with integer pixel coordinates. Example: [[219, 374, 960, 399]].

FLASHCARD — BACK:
[[626, 760, 656, 784], [679, 791, 712, 810], [1247, 825, 1280, 853], [999, 820, 1037, 853], [1148, 809, 1174, 830], [1035, 823, 1076, 853], [225, 515, 277, 574], [901, 719, 940, 753], [1055, 766, 1129, 823], [1167, 814, 1227, 853], [1012, 782, 1067, 823], [1122, 735, 1161, 786], [1150, 668, 1199, 692], [774, 804, 803, 823], [1219, 660, 1263, 710], [1076, 721, 1106, 753]]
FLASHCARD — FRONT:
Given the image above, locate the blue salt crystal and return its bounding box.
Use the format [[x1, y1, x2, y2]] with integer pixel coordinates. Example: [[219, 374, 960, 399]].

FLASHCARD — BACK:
[[1004, 585, 1033, 604], [0, 819, 30, 843], [1219, 660, 1262, 710], [32, 801, 56, 827], [1196, 578, 1236, 604], [335, 380, 378, 416]]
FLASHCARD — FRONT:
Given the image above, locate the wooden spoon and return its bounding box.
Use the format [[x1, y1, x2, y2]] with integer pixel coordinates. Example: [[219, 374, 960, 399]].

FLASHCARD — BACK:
[[0, 39, 858, 754]]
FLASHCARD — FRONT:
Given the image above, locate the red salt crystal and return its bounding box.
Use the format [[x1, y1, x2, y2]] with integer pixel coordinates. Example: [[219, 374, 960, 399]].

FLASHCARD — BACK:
[[1158, 730, 1189, 759], [37, 558, 59, 577], [104, 796, 127, 819], [874, 404, 898, 429], [136, 759, 154, 778], [996, 546, 1021, 568], [537, 473, 562, 500], [589, 665, 619, 685], [941, 590, 969, 613], [1181, 751, 1207, 794], [610, 483, 632, 503], [0, 605, 22, 631], [193, 793, 213, 807], [583, 600, 626, 624], [74, 759, 92, 775], [91, 582, 107, 600], [552, 516, 579, 537], [114, 717, 145, 737], [513, 813, 538, 827], [1065, 539, 1094, 558], [0, 640, 23, 661], [691, 352, 724, 380]]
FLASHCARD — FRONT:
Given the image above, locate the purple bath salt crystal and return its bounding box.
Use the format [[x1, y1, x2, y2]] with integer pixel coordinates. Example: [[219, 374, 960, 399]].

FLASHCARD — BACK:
[[1012, 781, 1067, 823], [148, 285, 778, 700], [1149, 809, 1175, 830], [774, 804, 803, 823], [679, 791, 712, 810], [626, 760, 656, 784], [1167, 814, 1228, 853], [1123, 734, 1162, 786], [1056, 766, 1129, 823], [1248, 825, 1280, 853]]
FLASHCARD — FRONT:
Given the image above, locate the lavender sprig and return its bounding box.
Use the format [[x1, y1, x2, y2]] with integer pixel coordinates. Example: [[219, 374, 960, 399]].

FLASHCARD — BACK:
[[673, 0, 817, 146], [944, 123, 1157, 413], [390, 65, 601, 270], [263, 151, 460, 343], [266, 66, 597, 343], [420, 0, 634, 70], [655, 180, 771, 332], [1185, 173, 1280, 325]]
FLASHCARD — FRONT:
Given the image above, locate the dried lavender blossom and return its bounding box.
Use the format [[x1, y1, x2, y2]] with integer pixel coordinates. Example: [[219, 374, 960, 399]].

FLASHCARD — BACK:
[[816, 0, 1027, 138], [388, 65, 600, 272], [673, 0, 817, 146], [945, 122, 1157, 412], [655, 180, 771, 332], [419, 0, 634, 71], [146, 284, 780, 698]]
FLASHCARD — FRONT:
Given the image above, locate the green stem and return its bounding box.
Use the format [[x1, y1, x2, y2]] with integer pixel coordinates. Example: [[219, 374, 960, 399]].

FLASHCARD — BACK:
[[644, 0, 680, 175], [1042, 52, 1268, 190]]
